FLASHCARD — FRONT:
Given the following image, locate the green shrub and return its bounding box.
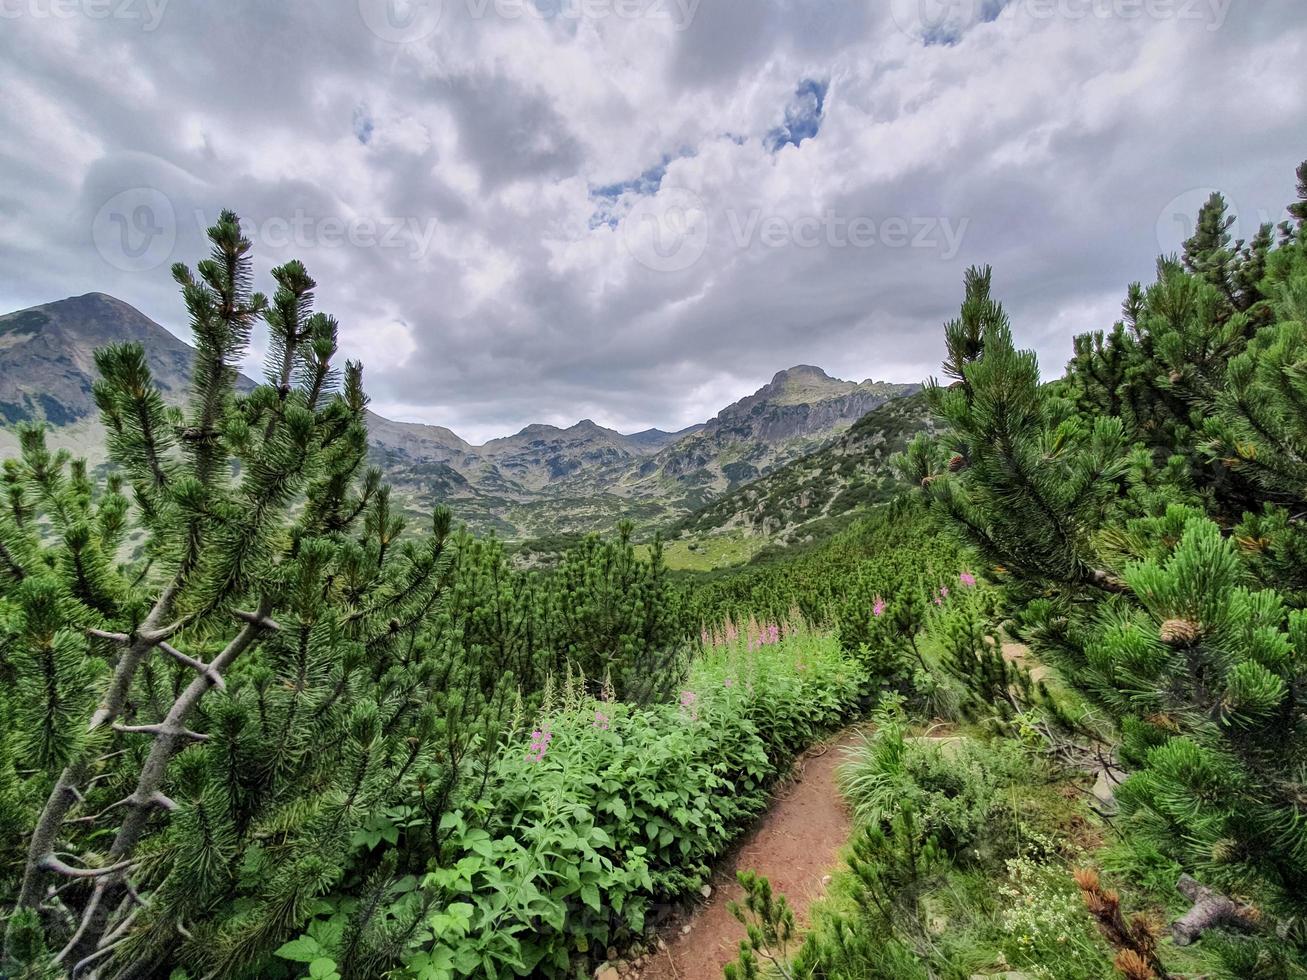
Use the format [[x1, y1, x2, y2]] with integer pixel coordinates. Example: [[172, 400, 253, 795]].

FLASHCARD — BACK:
[[839, 714, 1014, 861]]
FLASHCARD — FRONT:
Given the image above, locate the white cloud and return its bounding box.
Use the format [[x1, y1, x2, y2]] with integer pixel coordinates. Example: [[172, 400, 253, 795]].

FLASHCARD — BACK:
[[0, 0, 1303, 439]]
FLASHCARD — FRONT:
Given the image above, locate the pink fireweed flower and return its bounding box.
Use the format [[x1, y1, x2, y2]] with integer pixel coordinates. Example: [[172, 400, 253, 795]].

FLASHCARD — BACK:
[[873, 597, 886, 618], [724, 677, 735, 688], [959, 571, 977, 587], [679, 689, 699, 720], [526, 728, 553, 763], [767, 624, 780, 644], [592, 710, 610, 731]]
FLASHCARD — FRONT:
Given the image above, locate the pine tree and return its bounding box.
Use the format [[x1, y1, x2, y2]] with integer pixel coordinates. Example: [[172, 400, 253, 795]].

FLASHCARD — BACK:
[[542, 521, 690, 704], [0, 213, 480, 979], [904, 164, 1307, 961], [1082, 519, 1306, 907], [897, 265, 1130, 592]]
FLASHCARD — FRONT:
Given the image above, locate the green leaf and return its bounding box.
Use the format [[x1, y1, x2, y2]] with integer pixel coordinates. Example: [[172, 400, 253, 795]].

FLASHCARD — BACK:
[[274, 935, 327, 964]]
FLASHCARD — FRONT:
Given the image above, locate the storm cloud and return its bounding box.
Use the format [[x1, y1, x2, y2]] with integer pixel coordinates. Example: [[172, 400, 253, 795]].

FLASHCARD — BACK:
[[0, 0, 1303, 442]]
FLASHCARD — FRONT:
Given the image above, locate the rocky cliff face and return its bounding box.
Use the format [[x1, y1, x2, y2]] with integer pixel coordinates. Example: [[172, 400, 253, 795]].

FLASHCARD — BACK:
[[672, 390, 937, 543]]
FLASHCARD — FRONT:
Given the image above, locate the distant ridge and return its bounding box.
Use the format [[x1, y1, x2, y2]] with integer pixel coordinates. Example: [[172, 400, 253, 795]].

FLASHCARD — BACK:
[[0, 294, 918, 538]]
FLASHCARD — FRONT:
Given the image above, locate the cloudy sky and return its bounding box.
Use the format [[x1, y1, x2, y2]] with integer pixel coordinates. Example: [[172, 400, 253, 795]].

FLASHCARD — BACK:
[[0, 0, 1303, 442]]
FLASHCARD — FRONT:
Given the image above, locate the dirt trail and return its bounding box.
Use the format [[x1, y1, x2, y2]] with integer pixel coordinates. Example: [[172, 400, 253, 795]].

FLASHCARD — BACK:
[[636, 726, 865, 980]]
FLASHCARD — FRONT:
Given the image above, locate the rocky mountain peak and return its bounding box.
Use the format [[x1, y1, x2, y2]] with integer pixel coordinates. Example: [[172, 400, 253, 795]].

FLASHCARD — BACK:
[[769, 364, 833, 386]]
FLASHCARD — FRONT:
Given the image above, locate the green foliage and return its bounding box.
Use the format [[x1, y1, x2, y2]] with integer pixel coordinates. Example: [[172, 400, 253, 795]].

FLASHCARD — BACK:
[[542, 524, 690, 704], [901, 161, 1307, 967], [839, 715, 1014, 860], [788, 804, 947, 978], [691, 502, 964, 639], [0, 216, 696, 980], [898, 265, 1131, 590], [724, 870, 801, 980], [271, 630, 863, 979]]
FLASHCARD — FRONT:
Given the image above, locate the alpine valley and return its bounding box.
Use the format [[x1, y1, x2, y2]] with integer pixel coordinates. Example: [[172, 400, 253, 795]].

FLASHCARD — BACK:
[[0, 292, 920, 543]]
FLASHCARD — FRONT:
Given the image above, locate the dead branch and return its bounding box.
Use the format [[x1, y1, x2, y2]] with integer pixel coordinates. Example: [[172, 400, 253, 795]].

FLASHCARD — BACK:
[[1170, 874, 1260, 946]]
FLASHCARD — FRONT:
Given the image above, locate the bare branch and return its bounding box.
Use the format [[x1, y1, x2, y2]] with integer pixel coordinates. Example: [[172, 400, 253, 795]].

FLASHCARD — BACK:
[[64, 597, 277, 961], [112, 723, 209, 743], [1171, 874, 1261, 945], [37, 854, 134, 880], [87, 629, 131, 643], [158, 641, 226, 690], [234, 608, 281, 631]]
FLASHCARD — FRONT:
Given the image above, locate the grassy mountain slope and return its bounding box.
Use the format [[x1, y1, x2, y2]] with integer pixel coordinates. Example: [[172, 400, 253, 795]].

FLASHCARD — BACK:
[[669, 389, 935, 546]]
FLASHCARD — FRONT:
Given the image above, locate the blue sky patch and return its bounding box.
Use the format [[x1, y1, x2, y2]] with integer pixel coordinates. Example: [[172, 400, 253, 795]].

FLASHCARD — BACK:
[[353, 105, 375, 145], [766, 79, 828, 152], [589, 147, 696, 227]]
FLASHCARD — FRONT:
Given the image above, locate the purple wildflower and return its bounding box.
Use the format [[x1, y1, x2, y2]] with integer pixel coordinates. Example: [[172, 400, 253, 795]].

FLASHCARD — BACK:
[[960, 571, 977, 587], [873, 596, 886, 618]]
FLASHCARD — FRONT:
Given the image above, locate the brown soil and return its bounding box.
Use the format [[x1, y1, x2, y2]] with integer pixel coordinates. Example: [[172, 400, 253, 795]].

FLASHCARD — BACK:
[[635, 726, 865, 980]]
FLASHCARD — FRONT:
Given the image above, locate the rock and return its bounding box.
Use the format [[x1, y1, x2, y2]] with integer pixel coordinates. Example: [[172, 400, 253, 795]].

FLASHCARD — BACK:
[[700, 884, 713, 898], [607, 947, 619, 961], [821, 874, 832, 885], [657, 938, 667, 951], [1091, 769, 1119, 813], [681, 924, 692, 935], [595, 968, 620, 980], [617, 961, 630, 975]]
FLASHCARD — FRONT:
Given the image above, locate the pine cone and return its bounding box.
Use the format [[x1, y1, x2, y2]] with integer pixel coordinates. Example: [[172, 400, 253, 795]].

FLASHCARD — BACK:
[[1210, 838, 1241, 864], [1159, 618, 1201, 647], [947, 454, 967, 472]]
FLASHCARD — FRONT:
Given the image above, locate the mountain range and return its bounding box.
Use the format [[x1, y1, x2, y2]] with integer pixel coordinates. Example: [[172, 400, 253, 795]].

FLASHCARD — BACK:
[[0, 293, 919, 539]]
